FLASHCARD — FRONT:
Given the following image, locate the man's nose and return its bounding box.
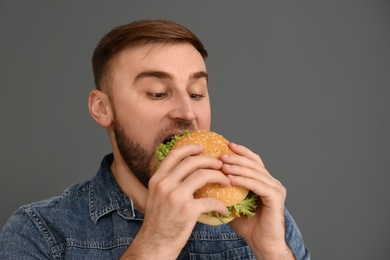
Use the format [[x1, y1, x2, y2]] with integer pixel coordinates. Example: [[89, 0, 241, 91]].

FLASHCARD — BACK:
[[169, 94, 196, 121]]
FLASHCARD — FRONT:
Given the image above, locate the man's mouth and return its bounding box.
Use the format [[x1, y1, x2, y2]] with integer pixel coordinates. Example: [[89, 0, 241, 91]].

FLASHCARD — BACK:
[[160, 130, 190, 145], [163, 136, 175, 145]]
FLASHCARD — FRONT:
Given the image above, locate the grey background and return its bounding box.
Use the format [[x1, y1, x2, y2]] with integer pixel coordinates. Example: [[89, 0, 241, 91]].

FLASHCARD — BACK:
[[1, 1, 389, 259]]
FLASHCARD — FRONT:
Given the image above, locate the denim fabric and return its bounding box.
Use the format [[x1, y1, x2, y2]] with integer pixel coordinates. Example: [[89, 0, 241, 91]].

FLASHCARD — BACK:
[[0, 154, 310, 259]]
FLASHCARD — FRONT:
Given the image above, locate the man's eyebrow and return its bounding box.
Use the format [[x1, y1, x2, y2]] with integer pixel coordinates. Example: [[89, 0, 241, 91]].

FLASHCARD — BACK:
[[134, 70, 208, 83], [134, 70, 174, 83], [190, 71, 208, 82]]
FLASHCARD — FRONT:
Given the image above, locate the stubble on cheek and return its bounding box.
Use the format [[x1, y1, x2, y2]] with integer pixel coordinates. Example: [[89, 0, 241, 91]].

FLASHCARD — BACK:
[[113, 121, 156, 188]]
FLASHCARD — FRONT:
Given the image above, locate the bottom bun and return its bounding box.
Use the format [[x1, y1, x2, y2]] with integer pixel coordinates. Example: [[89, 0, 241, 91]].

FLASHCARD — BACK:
[[197, 213, 235, 226]]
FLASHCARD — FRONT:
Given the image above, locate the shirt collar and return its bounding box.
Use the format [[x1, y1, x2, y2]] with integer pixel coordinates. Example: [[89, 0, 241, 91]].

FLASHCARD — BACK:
[[89, 153, 144, 224]]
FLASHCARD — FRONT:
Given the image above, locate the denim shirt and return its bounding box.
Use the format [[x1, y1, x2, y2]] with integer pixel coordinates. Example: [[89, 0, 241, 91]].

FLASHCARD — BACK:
[[0, 154, 310, 259]]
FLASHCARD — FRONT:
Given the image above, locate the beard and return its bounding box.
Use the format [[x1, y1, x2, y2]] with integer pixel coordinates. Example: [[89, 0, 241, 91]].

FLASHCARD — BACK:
[[112, 115, 194, 188], [113, 119, 153, 188]]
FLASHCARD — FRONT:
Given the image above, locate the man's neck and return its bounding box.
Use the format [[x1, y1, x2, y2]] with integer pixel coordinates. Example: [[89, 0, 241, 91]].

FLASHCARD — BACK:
[[110, 156, 148, 213]]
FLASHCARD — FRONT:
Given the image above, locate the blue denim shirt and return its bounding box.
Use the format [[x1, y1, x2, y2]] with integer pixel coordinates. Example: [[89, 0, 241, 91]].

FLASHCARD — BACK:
[[0, 154, 310, 259]]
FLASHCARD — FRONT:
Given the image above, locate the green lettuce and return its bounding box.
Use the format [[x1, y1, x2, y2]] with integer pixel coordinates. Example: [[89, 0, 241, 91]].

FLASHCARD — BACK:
[[155, 130, 189, 167], [207, 191, 258, 224]]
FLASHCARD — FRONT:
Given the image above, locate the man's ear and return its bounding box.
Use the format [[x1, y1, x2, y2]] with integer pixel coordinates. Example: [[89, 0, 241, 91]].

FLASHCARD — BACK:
[[88, 89, 113, 128]]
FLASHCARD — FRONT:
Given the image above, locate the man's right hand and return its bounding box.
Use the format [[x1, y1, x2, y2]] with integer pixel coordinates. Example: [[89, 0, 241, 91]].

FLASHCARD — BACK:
[[120, 143, 230, 259]]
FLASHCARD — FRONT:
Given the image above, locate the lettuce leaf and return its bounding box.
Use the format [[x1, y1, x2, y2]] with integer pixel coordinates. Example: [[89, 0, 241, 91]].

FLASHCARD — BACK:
[[155, 130, 189, 167], [228, 191, 258, 218], [207, 191, 258, 224]]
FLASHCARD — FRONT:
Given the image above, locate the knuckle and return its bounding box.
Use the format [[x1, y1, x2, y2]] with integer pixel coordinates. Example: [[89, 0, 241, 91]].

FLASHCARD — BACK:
[[166, 192, 177, 206], [273, 183, 287, 200], [254, 154, 261, 161], [194, 169, 209, 179], [154, 179, 169, 196], [147, 176, 157, 188], [277, 180, 286, 192], [281, 185, 287, 196], [166, 188, 186, 207]]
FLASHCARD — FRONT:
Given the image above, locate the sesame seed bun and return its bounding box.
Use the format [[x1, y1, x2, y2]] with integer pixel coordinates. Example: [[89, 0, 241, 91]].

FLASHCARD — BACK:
[[172, 130, 249, 225]]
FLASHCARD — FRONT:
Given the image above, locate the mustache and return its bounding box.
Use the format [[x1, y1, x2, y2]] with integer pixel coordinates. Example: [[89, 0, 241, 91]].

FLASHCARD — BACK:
[[154, 120, 196, 146], [170, 120, 196, 132]]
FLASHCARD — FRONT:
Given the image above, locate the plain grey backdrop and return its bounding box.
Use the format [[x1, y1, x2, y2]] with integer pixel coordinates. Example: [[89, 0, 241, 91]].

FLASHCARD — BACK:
[[1, 1, 389, 259]]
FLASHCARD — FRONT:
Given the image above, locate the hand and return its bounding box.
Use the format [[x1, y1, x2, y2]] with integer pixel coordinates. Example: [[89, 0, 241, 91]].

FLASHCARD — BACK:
[[122, 144, 230, 259], [220, 143, 294, 259]]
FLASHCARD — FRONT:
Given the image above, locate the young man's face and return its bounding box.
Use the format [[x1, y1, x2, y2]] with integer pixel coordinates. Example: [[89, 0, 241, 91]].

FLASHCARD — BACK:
[[107, 43, 211, 186]]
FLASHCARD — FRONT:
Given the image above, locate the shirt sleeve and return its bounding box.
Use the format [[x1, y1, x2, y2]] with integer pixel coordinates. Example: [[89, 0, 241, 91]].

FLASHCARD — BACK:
[[284, 207, 311, 260], [0, 206, 54, 259]]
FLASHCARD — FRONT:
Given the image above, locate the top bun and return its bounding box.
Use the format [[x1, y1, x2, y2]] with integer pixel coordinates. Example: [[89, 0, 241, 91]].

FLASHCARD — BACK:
[[172, 130, 249, 207]]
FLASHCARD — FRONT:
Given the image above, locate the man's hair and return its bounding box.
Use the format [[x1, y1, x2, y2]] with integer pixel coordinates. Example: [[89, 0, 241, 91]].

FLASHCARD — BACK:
[[92, 19, 208, 92]]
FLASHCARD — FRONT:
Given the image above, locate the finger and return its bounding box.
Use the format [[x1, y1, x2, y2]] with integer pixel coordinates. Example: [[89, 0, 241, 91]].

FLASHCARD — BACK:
[[179, 168, 230, 193], [220, 153, 263, 175], [197, 197, 229, 216], [150, 154, 224, 193], [156, 168, 230, 208], [228, 174, 286, 206], [156, 143, 204, 173], [147, 171, 230, 222], [151, 144, 211, 184], [221, 162, 274, 181], [173, 155, 224, 182], [228, 142, 265, 166], [153, 169, 231, 219], [222, 160, 283, 192]]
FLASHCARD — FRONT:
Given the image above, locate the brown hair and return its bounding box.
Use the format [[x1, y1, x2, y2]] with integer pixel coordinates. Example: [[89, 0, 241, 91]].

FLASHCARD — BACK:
[[92, 19, 208, 92]]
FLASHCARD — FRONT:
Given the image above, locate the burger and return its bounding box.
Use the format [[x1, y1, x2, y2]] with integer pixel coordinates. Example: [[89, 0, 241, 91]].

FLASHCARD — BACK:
[[155, 130, 258, 226]]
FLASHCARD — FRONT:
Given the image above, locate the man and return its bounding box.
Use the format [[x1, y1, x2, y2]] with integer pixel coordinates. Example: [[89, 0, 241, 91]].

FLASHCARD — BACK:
[[0, 19, 310, 259]]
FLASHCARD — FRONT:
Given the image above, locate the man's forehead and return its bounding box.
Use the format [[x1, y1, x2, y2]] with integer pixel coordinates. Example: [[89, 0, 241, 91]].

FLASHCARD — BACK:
[[118, 42, 200, 61], [111, 42, 205, 73]]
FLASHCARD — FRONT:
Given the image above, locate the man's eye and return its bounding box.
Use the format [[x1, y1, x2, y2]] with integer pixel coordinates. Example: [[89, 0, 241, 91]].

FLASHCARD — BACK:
[[148, 92, 167, 99], [189, 93, 205, 100]]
